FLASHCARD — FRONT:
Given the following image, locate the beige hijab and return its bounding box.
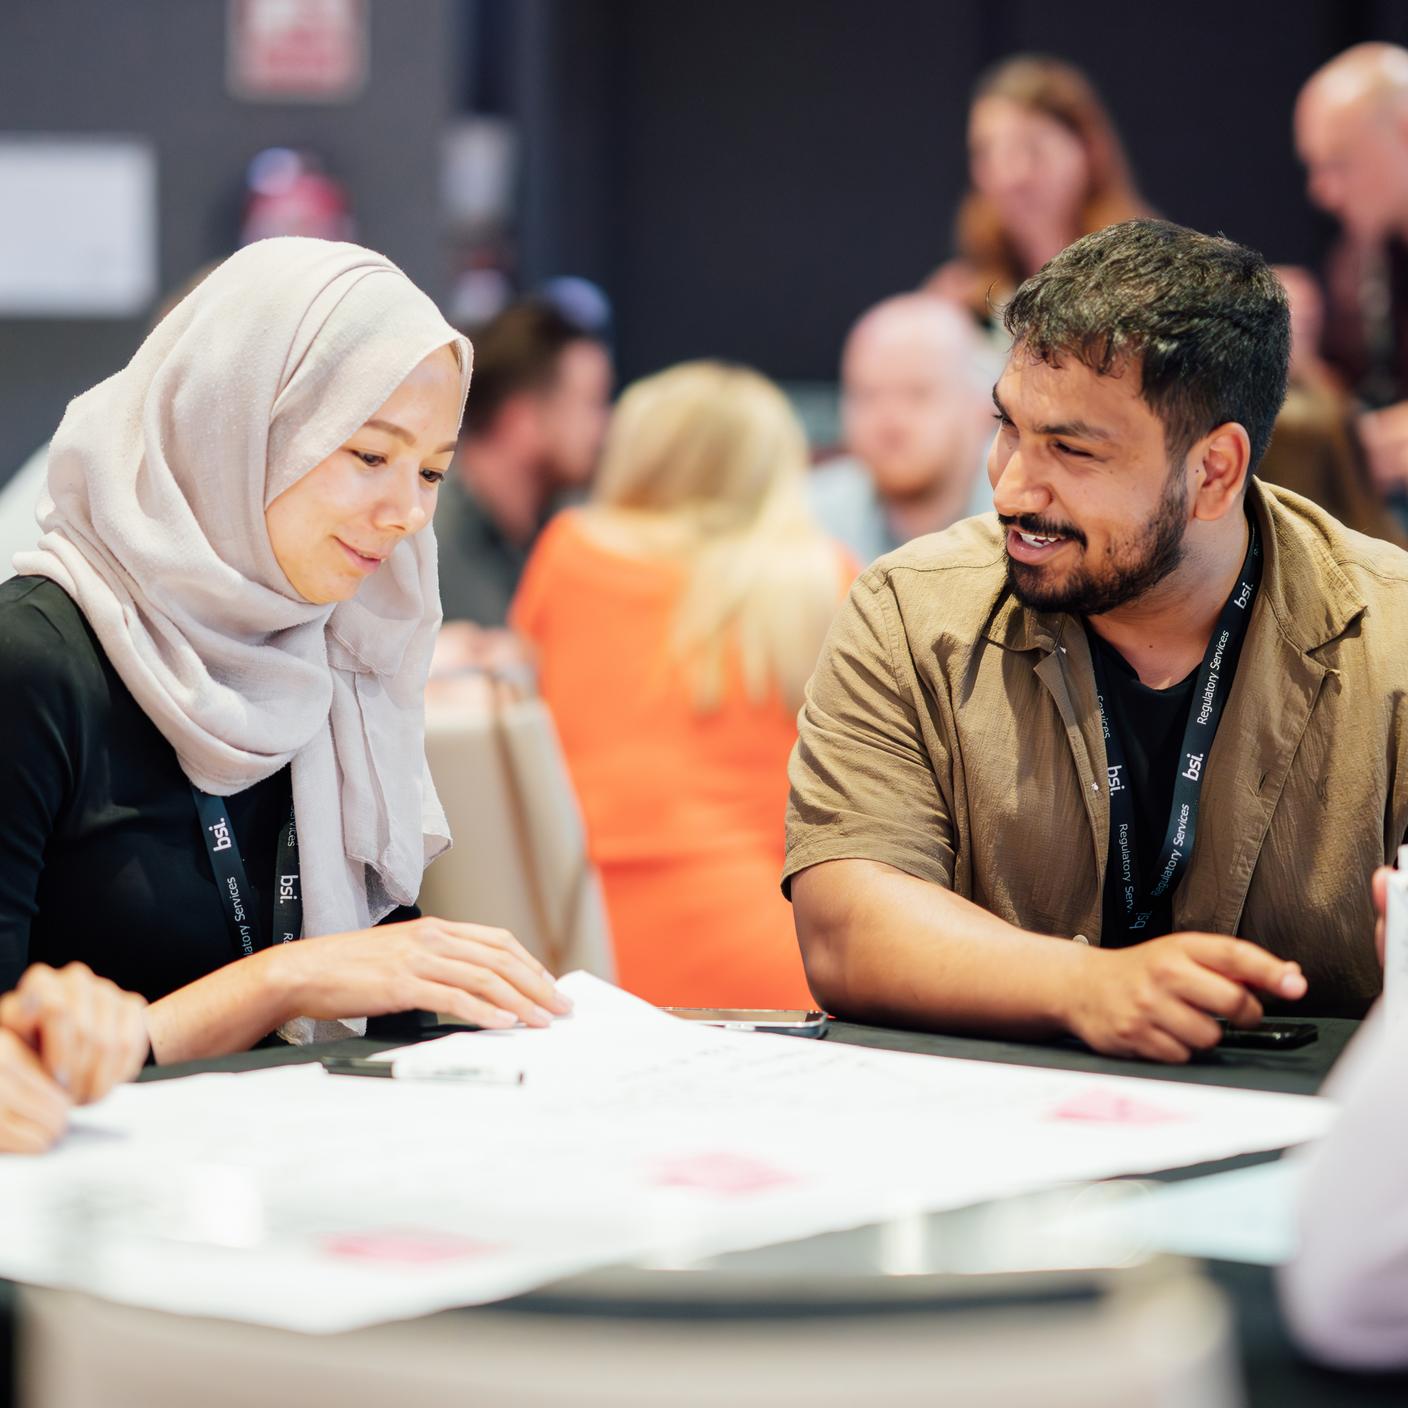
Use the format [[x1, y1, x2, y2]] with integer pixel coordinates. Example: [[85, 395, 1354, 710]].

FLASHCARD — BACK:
[[16, 238, 471, 985]]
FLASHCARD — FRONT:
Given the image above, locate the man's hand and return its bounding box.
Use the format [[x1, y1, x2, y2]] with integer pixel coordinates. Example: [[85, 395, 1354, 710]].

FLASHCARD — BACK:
[[1063, 934, 1307, 1063], [1372, 866, 1391, 966], [429, 622, 535, 679], [1357, 401, 1408, 493]]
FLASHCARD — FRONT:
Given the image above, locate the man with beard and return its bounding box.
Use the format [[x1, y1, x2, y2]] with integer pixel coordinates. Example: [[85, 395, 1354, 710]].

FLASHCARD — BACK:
[[785, 220, 1408, 1061]]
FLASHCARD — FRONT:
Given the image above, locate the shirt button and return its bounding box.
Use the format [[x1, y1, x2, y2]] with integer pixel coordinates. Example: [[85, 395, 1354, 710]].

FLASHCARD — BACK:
[[1072, 933, 1091, 945]]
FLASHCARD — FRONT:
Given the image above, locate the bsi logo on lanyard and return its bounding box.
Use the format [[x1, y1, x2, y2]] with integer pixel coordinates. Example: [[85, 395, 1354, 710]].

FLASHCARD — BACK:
[[1091, 520, 1261, 944], [192, 786, 303, 959]]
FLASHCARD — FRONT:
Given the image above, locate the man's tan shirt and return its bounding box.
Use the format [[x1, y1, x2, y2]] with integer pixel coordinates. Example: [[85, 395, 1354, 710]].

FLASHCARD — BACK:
[[785, 481, 1408, 1017]]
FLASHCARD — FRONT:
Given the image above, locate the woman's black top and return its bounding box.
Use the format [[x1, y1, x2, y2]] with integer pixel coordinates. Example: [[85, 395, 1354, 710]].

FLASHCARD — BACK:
[[0, 577, 413, 1001]]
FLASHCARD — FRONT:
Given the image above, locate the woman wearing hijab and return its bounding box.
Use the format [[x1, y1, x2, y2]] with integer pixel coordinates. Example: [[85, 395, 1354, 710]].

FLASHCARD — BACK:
[[0, 237, 570, 1067]]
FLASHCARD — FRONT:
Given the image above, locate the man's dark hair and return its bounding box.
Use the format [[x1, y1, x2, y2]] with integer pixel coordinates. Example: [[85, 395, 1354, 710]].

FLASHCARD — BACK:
[[461, 299, 596, 436], [1002, 219, 1290, 472]]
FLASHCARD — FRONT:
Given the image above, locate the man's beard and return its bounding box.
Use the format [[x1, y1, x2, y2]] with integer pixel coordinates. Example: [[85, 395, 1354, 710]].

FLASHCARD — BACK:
[[1004, 467, 1189, 616]]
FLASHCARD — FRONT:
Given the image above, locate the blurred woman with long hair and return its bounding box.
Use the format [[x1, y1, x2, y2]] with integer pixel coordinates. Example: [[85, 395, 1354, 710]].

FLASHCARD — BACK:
[[930, 54, 1151, 321], [512, 362, 855, 1006]]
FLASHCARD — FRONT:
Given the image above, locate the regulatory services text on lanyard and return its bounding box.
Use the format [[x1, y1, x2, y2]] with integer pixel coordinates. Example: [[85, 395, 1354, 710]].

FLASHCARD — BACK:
[[191, 787, 302, 959], [1091, 519, 1261, 943]]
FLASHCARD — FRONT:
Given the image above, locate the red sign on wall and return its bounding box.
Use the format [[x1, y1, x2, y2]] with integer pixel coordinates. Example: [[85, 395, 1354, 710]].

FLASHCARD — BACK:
[[228, 0, 368, 103]]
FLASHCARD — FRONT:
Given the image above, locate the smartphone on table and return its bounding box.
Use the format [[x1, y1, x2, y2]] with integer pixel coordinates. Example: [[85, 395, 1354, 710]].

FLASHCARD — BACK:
[[1215, 1019, 1318, 1050], [663, 1008, 830, 1038]]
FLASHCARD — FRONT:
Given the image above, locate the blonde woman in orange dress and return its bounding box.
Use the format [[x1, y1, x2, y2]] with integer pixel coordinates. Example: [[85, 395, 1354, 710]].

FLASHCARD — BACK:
[[512, 363, 856, 1007]]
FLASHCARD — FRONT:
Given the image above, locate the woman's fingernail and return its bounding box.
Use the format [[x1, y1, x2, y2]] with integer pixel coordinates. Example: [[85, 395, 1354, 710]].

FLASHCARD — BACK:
[[1281, 971, 1307, 997], [489, 1008, 517, 1027], [531, 1005, 553, 1025], [54, 1068, 69, 1091]]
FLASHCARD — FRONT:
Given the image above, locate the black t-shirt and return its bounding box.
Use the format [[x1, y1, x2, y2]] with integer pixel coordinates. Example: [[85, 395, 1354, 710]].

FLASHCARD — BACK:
[[1085, 625, 1198, 947], [0, 577, 413, 1001]]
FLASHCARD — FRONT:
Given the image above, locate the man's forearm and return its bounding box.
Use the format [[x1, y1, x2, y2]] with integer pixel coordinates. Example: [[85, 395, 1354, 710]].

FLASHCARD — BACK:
[[791, 858, 1092, 1038]]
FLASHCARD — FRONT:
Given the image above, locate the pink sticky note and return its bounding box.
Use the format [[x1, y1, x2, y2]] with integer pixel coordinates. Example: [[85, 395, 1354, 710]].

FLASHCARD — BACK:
[[652, 1152, 799, 1197], [1049, 1089, 1185, 1124], [321, 1230, 500, 1264]]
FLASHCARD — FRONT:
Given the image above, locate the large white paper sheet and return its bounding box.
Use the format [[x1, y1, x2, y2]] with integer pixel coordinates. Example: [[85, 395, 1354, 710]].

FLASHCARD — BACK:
[[0, 974, 1335, 1332]]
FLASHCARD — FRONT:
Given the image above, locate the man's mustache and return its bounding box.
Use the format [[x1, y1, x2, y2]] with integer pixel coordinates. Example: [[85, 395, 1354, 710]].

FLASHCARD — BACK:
[[998, 513, 1088, 549]]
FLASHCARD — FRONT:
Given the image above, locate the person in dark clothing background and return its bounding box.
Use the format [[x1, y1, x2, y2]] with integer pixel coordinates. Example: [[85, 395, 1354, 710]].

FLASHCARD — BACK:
[[1297, 43, 1408, 523], [435, 299, 613, 627]]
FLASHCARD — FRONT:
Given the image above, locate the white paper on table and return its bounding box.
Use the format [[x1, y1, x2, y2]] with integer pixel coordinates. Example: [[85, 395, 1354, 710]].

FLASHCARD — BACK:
[[0, 973, 1336, 1333]]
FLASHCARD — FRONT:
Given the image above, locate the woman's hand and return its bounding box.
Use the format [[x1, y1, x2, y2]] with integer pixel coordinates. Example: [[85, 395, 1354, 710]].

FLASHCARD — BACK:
[[0, 1031, 68, 1154], [0, 962, 150, 1105], [0, 963, 150, 1152], [274, 917, 574, 1029]]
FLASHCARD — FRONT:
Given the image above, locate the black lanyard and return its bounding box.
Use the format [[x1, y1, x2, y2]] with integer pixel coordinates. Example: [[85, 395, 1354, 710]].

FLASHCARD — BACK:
[[191, 786, 302, 960], [1091, 520, 1261, 943]]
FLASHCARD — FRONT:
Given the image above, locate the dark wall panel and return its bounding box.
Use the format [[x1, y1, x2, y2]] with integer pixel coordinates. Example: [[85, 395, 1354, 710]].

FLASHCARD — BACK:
[[608, 0, 983, 380]]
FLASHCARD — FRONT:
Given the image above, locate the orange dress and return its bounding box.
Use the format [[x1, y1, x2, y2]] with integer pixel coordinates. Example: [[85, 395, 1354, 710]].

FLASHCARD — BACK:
[[511, 512, 854, 1008]]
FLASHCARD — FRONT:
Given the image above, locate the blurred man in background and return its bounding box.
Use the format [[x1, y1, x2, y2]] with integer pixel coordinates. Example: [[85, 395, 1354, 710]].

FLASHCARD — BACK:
[[1258, 264, 1405, 543], [1296, 43, 1408, 512], [809, 295, 994, 565], [436, 299, 612, 626]]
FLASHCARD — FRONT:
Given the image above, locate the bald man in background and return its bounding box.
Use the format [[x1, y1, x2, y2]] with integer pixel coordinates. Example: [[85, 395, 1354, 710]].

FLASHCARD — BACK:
[[1297, 43, 1408, 503], [809, 295, 996, 564]]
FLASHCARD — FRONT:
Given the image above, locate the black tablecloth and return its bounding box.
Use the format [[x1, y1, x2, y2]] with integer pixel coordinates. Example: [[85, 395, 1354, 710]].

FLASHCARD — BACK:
[[825, 1016, 1354, 1094], [6, 1014, 1405, 1407]]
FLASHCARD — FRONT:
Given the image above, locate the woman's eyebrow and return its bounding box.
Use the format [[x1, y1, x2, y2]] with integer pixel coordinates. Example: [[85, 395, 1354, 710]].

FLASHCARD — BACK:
[[362, 418, 457, 455], [363, 417, 413, 444]]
